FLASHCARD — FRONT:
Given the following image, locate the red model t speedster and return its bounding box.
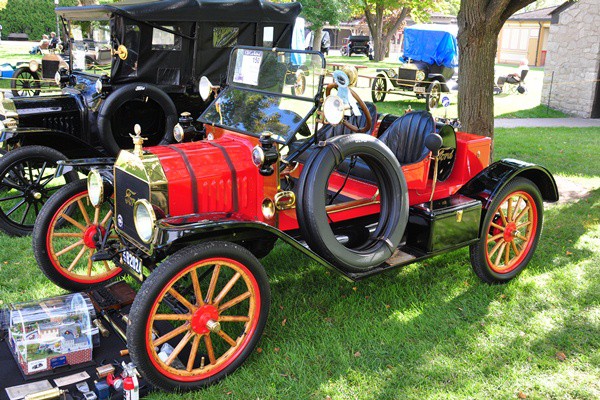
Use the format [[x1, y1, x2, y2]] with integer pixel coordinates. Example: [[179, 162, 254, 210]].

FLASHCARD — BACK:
[[32, 47, 558, 392]]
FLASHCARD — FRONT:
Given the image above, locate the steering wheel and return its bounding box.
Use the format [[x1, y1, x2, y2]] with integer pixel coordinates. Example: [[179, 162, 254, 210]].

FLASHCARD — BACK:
[[325, 81, 372, 134]]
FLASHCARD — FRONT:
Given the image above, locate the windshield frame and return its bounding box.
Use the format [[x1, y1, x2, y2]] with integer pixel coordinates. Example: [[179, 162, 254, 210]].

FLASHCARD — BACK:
[[199, 46, 326, 145]]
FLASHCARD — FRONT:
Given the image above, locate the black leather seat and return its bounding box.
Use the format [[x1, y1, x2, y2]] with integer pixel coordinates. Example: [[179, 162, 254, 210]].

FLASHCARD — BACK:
[[378, 110, 435, 165], [316, 101, 378, 140]]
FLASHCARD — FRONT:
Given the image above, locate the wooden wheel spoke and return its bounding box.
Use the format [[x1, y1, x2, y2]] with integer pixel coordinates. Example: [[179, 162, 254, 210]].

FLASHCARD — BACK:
[[77, 199, 91, 226], [515, 205, 530, 224], [494, 242, 507, 266], [168, 288, 196, 311], [216, 329, 238, 347], [205, 265, 221, 304], [93, 206, 100, 225], [187, 334, 201, 371], [153, 323, 190, 347], [516, 221, 532, 230], [488, 239, 505, 259], [87, 249, 94, 276], [213, 272, 241, 305], [165, 331, 193, 366], [218, 291, 251, 313], [190, 268, 204, 307], [516, 233, 529, 242], [204, 334, 216, 365], [507, 197, 513, 222], [56, 239, 84, 257], [67, 246, 88, 271], [60, 213, 87, 231], [54, 232, 84, 238], [504, 243, 511, 265], [511, 241, 520, 258], [512, 197, 522, 221], [103, 261, 112, 272], [487, 233, 504, 243], [498, 208, 508, 226], [101, 210, 113, 227], [490, 222, 505, 231], [153, 313, 192, 321], [218, 315, 250, 323]]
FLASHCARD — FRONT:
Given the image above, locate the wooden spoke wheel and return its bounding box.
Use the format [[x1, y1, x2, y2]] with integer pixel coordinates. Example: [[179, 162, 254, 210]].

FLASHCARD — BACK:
[[371, 75, 387, 103], [127, 241, 270, 392], [32, 179, 122, 291], [426, 80, 441, 111], [10, 67, 41, 97], [0, 146, 77, 236], [470, 177, 543, 283]]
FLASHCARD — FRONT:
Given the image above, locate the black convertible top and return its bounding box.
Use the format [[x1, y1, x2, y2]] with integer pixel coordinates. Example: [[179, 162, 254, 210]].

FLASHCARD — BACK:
[[56, 0, 301, 23]]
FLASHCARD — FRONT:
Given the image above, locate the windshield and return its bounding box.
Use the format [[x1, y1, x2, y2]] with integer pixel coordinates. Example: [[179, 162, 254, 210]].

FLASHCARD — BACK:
[[67, 20, 112, 75], [200, 47, 326, 144]]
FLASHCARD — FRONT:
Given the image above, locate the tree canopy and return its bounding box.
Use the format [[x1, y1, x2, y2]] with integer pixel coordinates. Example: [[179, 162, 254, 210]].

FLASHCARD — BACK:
[[0, 0, 78, 39]]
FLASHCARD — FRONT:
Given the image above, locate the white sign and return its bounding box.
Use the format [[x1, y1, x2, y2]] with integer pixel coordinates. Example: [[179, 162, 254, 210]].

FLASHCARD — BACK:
[[233, 49, 263, 86]]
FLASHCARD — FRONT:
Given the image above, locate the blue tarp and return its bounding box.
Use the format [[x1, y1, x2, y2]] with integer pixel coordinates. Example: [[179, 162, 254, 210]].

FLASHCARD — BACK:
[[403, 24, 458, 68]]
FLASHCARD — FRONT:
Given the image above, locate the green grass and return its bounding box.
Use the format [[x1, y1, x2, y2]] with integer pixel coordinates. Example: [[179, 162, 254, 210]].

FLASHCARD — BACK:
[[325, 56, 568, 119], [0, 127, 599, 399]]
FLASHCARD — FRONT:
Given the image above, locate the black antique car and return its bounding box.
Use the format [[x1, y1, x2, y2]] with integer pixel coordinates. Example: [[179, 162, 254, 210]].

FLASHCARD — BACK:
[[340, 35, 373, 59], [0, 0, 301, 236], [371, 24, 458, 110]]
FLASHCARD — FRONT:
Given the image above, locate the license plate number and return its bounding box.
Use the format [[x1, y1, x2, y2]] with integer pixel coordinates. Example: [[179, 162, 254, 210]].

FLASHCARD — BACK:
[[122, 251, 142, 275], [414, 86, 426, 94]]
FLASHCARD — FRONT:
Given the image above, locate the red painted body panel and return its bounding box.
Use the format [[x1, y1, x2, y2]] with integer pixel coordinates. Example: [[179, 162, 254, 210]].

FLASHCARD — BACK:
[[148, 133, 266, 221]]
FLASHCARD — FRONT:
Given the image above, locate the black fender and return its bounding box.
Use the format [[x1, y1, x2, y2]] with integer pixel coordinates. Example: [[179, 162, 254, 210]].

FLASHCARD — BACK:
[[55, 156, 116, 177], [458, 159, 559, 217], [0, 128, 104, 158]]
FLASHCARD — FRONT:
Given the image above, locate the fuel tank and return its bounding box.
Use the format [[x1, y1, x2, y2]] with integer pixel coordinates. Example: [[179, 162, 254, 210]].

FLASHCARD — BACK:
[[148, 133, 264, 219]]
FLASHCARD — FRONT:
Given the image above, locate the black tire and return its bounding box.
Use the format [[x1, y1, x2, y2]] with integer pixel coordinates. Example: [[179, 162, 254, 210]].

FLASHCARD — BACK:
[[371, 75, 387, 103], [11, 67, 41, 97], [127, 241, 270, 392], [0, 146, 78, 236], [426, 80, 441, 111], [32, 179, 122, 291], [97, 83, 178, 156], [297, 135, 408, 272], [470, 177, 543, 284]]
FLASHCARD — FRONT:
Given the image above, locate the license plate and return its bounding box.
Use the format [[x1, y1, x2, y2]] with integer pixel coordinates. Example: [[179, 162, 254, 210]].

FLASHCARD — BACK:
[[121, 250, 143, 275], [414, 86, 426, 94]]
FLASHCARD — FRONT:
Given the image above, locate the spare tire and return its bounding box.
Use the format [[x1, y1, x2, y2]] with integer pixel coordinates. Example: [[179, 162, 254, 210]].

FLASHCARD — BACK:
[[97, 83, 177, 156], [297, 135, 408, 272]]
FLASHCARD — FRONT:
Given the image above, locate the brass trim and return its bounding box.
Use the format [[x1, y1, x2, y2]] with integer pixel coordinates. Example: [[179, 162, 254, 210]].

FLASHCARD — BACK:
[[261, 198, 275, 220], [456, 210, 464, 223], [274, 190, 296, 210], [133, 198, 157, 244]]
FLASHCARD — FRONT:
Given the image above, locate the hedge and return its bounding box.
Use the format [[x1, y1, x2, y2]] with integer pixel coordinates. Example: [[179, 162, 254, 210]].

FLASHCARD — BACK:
[[0, 0, 78, 41]]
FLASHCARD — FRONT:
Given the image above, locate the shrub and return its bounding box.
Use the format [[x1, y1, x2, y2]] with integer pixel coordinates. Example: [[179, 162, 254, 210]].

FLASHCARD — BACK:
[[0, 0, 78, 40]]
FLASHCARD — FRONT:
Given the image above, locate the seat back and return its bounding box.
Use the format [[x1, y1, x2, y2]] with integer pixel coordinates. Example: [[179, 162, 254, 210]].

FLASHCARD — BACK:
[[378, 111, 435, 165], [316, 102, 377, 141]]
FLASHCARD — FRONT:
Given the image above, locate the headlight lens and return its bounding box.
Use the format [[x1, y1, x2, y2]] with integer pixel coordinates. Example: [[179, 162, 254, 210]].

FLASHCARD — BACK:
[[251, 146, 264, 166], [54, 71, 61, 85], [29, 60, 39, 73], [416, 70, 426, 81], [173, 123, 184, 142], [323, 95, 345, 125], [134, 199, 156, 244], [95, 78, 103, 94], [87, 170, 104, 207], [199, 76, 212, 101]]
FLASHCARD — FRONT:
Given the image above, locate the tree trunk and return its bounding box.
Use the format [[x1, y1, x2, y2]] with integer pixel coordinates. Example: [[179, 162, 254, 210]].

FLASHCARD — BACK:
[[312, 27, 323, 53]]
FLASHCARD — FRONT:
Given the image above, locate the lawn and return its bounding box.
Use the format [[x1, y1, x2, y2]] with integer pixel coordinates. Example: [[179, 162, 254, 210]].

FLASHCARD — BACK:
[[0, 127, 598, 399], [325, 55, 568, 119]]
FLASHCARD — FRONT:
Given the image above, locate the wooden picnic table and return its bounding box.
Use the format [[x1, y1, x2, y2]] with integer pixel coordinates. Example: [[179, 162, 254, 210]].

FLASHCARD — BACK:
[[327, 62, 368, 71]]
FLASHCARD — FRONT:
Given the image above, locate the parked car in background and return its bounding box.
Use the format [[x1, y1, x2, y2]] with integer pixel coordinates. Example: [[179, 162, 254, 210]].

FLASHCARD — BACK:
[[0, 0, 301, 236], [341, 35, 373, 59], [371, 24, 458, 110]]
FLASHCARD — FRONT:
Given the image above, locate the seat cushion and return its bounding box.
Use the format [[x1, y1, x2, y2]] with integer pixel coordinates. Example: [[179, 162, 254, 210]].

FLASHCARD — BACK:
[[378, 111, 435, 165]]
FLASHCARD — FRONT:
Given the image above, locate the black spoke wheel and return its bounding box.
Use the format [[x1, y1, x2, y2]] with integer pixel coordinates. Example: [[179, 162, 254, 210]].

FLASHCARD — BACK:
[[0, 146, 78, 236], [10, 67, 42, 97], [371, 75, 387, 103], [426, 80, 441, 111], [127, 241, 270, 392]]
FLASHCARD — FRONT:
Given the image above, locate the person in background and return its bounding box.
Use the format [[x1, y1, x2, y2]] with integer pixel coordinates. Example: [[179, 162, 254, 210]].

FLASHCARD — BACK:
[[30, 34, 50, 54], [321, 30, 330, 55], [506, 58, 529, 84], [49, 32, 59, 49]]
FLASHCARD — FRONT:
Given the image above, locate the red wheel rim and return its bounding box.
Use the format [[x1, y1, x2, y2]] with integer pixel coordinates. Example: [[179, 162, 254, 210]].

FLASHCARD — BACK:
[[46, 191, 121, 284], [485, 190, 538, 274], [145, 257, 261, 382]]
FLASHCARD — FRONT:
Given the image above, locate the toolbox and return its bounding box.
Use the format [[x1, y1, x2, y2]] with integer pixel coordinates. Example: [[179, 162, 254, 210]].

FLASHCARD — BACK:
[[406, 194, 482, 253]]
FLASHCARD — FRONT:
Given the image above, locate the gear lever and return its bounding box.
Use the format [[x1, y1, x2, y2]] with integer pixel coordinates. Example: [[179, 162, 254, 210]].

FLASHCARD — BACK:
[[424, 133, 443, 209]]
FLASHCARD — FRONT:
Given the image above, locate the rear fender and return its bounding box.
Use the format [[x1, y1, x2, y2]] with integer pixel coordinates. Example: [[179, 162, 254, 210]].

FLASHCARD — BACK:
[[458, 159, 559, 216], [0, 128, 103, 158]]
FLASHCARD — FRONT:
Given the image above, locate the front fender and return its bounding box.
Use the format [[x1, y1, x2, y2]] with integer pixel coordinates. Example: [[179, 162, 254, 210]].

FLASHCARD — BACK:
[[0, 128, 103, 158], [458, 159, 559, 211]]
